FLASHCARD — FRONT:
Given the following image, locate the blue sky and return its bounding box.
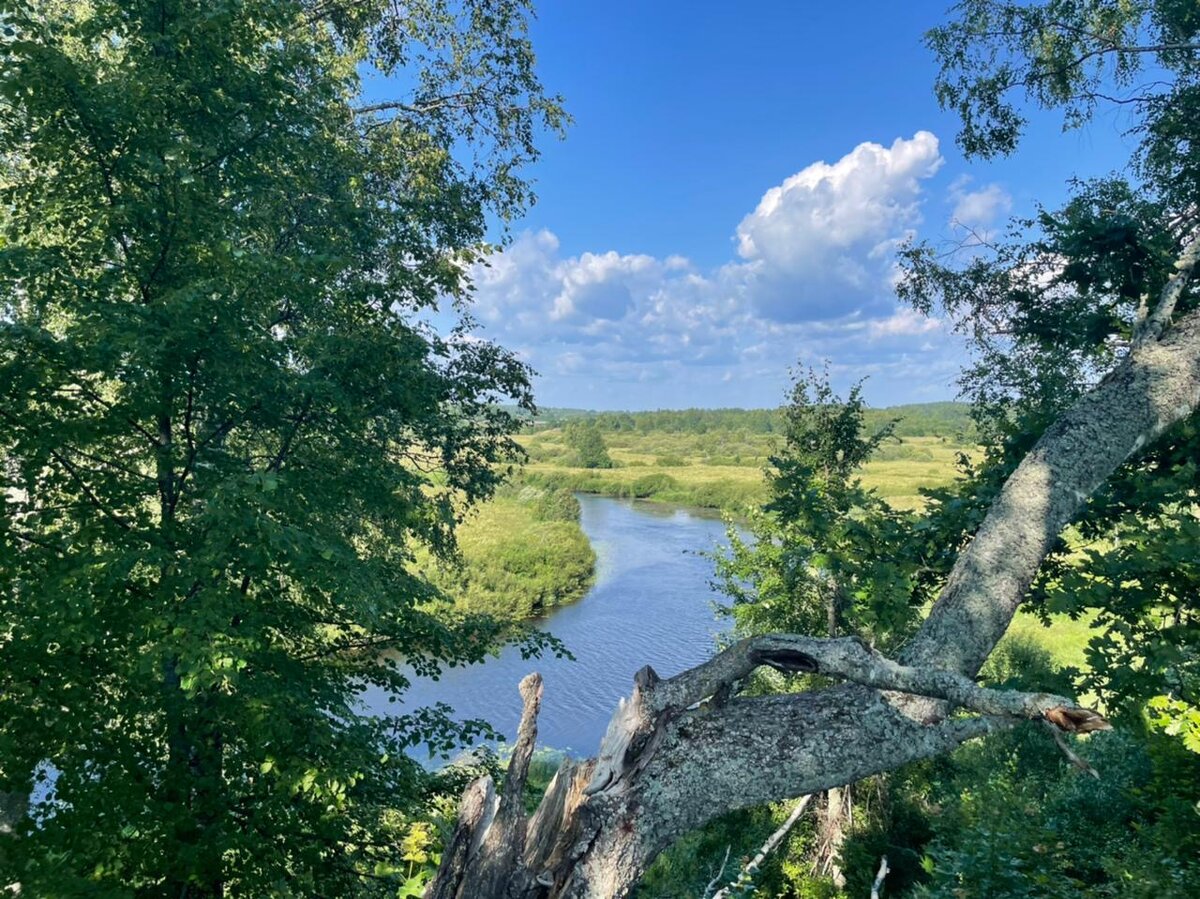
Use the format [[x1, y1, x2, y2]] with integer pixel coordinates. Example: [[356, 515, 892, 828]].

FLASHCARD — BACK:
[[455, 2, 1139, 410]]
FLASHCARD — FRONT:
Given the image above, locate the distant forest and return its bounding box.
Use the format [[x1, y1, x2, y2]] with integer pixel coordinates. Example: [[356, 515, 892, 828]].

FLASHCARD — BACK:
[[524, 402, 976, 440]]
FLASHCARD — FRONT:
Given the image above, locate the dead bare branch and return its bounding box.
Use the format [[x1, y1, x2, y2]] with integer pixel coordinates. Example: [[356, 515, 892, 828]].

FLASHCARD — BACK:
[[711, 794, 812, 899]]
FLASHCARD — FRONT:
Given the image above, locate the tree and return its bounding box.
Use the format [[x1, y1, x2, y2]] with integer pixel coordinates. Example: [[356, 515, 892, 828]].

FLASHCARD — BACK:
[[425, 3, 1200, 896], [904, 0, 1200, 753], [719, 371, 919, 647], [713, 371, 921, 887], [0, 0, 563, 894], [565, 421, 615, 469]]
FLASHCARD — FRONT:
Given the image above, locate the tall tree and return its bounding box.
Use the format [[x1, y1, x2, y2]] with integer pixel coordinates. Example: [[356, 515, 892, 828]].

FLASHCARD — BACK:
[[425, 3, 1200, 896], [0, 0, 562, 894], [903, 0, 1200, 752], [565, 421, 615, 470], [713, 371, 921, 886]]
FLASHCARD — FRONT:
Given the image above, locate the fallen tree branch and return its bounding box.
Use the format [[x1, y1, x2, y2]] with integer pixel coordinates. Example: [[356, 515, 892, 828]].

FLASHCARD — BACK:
[[711, 794, 812, 899], [649, 634, 1108, 732], [870, 855, 890, 899]]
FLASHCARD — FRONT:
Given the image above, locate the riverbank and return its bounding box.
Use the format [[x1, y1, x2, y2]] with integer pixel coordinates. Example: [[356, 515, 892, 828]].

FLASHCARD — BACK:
[[383, 494, 735, 753], [415, 485, 595, 620], [511, 428, 1093, 678]]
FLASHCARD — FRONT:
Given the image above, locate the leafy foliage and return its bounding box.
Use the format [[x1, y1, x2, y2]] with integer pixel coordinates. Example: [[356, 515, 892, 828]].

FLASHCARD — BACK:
[[902, 0, 1200, 762], [714, 370, 928, 651], [0, 0, 563, 893], [909, 642, 1200, 899], [564, 420, 615, 469], [928, 0, 1200, 178]]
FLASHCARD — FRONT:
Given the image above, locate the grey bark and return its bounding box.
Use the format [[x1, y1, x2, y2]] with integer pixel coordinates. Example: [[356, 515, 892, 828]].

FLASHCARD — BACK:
[[426, 285, 1200, 897]]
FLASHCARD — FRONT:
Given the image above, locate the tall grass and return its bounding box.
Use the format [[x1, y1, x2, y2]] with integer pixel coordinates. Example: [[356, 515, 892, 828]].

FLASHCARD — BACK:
[[518, 430, 969, 513]]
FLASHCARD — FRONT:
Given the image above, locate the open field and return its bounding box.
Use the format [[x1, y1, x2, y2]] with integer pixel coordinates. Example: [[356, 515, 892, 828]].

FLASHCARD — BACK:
[[519, 430, 969, 512]]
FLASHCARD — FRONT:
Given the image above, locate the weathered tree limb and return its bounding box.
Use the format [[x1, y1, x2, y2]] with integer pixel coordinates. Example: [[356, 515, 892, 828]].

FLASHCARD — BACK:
[[902, 302, 1200, 678], [710, 794, 812, 899], [647, 634, 1108, 730], [1042, 720, 1101, 780], [425, 777, 496, 899], [427, 673, 543, 899], [1135, 230, 1200, 346]]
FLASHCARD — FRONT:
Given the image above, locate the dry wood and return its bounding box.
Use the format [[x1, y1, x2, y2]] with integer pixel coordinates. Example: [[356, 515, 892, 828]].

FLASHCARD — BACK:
[[870, 855, 890, 899], [711, 794, 812, 899]]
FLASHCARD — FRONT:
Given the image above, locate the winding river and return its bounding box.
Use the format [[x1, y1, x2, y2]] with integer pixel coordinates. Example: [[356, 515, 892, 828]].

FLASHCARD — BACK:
[[364, 494, 735, 757]]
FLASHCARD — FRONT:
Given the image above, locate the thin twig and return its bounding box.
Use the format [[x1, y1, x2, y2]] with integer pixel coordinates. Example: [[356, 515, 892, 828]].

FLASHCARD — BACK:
[[1042, 720, 1100, 780], [701, 845, 731, 899]]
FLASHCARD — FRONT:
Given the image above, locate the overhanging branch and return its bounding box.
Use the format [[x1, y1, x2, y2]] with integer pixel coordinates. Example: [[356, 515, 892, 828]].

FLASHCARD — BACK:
[[650, 634, 1108, 732]]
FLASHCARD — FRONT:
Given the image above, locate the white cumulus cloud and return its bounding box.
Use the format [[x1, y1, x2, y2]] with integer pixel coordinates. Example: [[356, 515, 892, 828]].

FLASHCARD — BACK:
[[460, 132, 968, 408], [735, 131, 943, 321], [948, 177, 1012, 232]]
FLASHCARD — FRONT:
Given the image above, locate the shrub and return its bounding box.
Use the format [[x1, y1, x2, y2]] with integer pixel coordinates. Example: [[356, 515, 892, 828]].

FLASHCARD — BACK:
[[629, 473, 678, 498]]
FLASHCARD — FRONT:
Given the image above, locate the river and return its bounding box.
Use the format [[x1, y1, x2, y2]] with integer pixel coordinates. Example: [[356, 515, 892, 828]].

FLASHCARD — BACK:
[[364, 494, 735, 757]]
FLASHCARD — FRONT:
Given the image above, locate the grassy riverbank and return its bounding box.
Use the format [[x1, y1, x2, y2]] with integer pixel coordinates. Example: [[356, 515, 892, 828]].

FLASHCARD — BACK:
[[433, 409, 1088, 674], [513, 416, 1093, 671], [417, 485, 595, 620]]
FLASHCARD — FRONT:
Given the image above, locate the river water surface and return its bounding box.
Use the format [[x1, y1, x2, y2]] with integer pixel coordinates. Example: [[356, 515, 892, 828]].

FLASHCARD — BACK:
[[365, 494, 734, 757]]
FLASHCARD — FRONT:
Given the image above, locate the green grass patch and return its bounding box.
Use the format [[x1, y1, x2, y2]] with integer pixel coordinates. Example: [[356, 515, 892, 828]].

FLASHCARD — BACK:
[[417, 486, 595, 620], [518, 430, 969, 513], [1003, 609, 1098, 673]]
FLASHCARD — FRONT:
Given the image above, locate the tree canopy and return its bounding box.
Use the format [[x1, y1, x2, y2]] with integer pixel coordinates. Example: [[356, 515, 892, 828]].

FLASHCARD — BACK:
[[0, 0, 562, 893], [903, 0, 1200, 755]]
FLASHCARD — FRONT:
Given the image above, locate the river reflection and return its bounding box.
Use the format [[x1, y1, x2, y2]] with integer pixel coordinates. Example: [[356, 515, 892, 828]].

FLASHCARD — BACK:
[[362, 494, 734, 757]]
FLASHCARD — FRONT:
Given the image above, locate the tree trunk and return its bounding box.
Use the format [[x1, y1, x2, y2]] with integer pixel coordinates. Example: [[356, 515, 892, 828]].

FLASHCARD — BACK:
[[426, 289, 1200, 897]]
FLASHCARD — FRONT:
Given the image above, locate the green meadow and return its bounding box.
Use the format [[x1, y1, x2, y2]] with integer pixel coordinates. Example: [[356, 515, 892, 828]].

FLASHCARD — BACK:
[[518, 429, 967, 512], [416, 485, 596, 620]]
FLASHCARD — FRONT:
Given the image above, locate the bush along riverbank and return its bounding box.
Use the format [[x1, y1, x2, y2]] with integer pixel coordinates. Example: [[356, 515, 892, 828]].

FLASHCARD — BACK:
[[416, 484, 596, 620]]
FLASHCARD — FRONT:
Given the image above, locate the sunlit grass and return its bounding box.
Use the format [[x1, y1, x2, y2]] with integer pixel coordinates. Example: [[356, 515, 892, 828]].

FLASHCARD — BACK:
[[519, 431, 970, 512], [1004, 609, 1097, 673], [416, 489, 595, 619]]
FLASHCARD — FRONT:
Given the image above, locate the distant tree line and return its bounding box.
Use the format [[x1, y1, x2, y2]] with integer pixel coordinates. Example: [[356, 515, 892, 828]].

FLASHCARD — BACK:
[[524, 403, 977, 441]]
